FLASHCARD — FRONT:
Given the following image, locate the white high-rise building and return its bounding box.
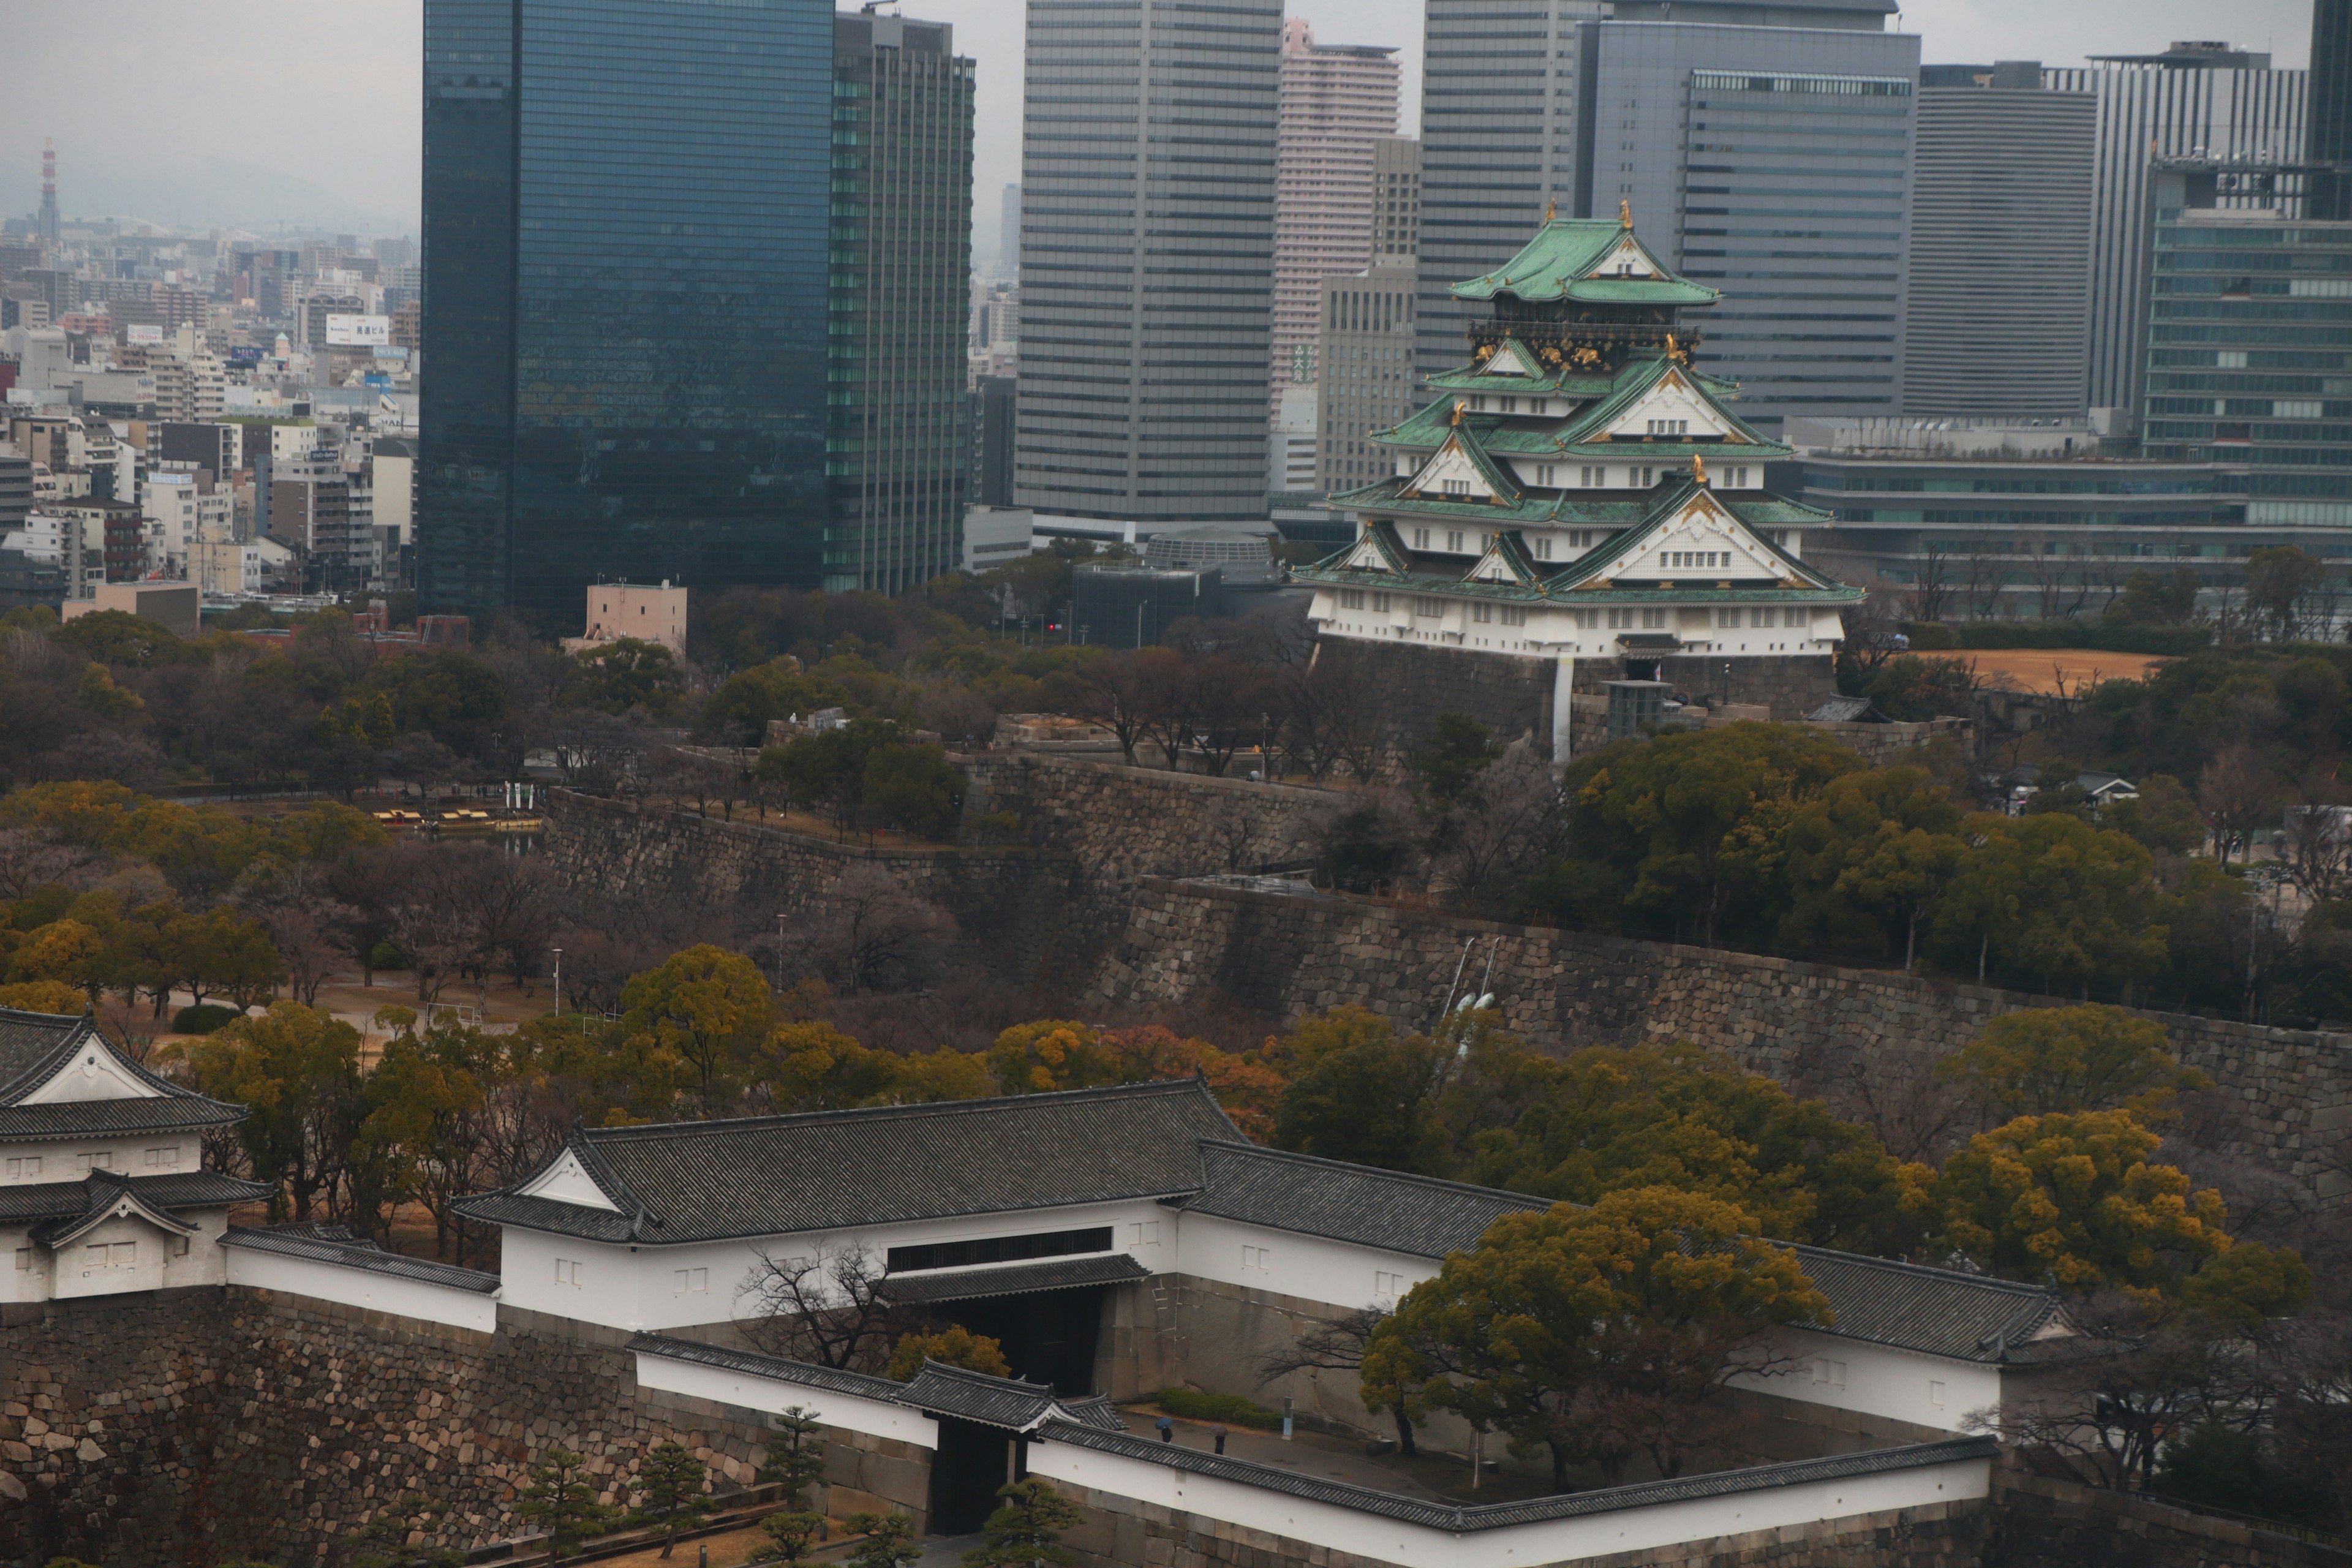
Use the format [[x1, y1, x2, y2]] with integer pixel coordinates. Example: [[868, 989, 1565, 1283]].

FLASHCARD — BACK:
[[1274, 20, 1401, 407], [1015, 0, 1283, 523]]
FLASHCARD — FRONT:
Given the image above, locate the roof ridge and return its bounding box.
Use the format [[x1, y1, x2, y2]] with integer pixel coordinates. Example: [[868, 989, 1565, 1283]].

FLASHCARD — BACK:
[[1197, 1139, 1544, 1208], [1785, 1242, 2054, 1294], [583, 1077, 1216, 1143]]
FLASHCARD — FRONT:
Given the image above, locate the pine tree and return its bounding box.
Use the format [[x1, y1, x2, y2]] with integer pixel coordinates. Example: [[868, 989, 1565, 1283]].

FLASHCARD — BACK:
[[843, 1512, 922, 1568], [758, 1405, 828, 1506], [628, 1441, 717, 1559], [514, 1447, 624, 1559], [962, 1478, 1084, 1568]]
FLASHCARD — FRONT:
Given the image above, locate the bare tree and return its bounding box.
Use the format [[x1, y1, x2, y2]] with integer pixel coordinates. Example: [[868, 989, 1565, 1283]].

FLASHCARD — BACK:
[[797, 865, 957, 994], [0, 827, 105, 900], [2283, 786, 2352, 905], [233, 858, 361, 1008], [1254, 1306, 1418, 1455], [1428, 745, 1564, 912], [2199, 744, 2277, 867], [737, 1243, 901, 1371]]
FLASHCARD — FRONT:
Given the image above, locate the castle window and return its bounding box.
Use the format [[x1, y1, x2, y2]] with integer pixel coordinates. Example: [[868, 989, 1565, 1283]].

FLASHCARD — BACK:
[[1645, 418, 1688, 436], [1733, 466, 1751, 486], [1631, 466, 1654, 487], [1412, 596, 1444, 619], [1580, 466, 1598, 487], [1412, 527, 1431, 549], [1536, 464, 1557, 486], [1717, 606, 1741, 627], [1371, 592, 1393, 612], [1751, 607, 1772, 627], [1573, 608, 1600, 628], [1339, 589, 1365, 609], [1534, 537, 1553, 560], [1441, 480, 1471, 498], [1446, 530, 1465, 552], [1500, 396, 1518, 413], [1607, 608, 1634, 629], [1642, 608, 1667, 629], [1787, 608, 1811, 627], [1501, 606, 1528, 627], [1474, 602, 1494, 624], [1569, 530, 1594, 548], [1469, 395, 1487, 410]]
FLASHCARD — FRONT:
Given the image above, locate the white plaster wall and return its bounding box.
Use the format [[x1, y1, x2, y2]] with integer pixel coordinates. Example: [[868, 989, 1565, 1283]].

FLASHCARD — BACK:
[[51, 1213, 172, 1299], [0, 1133, 200, 1182], [1741, 1327, 2004, 1436], [161, 1210, 228, 1291], [498, 1198, 1175, 1333], [632, 1351, 938, 1449], [1028, 1441, 1992, 1568], [20, 1041, 154, 1103], [1172, 1212, 1437, 1312], [2, 1225, 51, 1301], [225, 1246, 497, 1333]]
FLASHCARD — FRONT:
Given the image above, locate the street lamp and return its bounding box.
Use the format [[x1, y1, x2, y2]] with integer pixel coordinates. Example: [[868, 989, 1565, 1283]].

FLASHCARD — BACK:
[[775, 913, 788, 994], [550, 946, 562, 1016]]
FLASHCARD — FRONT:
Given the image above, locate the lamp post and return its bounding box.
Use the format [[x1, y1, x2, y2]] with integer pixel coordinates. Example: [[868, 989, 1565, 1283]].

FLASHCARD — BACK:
[[775, 913, 788, 995], [550, 946, 562, 1017]]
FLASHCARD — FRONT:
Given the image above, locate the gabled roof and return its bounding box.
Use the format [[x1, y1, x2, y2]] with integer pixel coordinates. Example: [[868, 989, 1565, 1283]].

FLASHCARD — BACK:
[[629, 1334, 1125, 1431], [900, 1362, 1067, 1431], [0, 1169, 271, 1223], [1329, 518, 1413, 575], [1174, 1142, 1539, 1261], [1550, 355, 1786, 454], [1785, 1248, 2069, 1364], [1465, 530, 1546, 589], [1401, 425, 1522, 506], [1451, 218, 1720, 307], [221, 1224, 503, 1294], [30, 1171, 203, 1247], [0, 1008, 248, 1142], [455, 1079, 1243, 1245], [1535, 476, 1852, 597], [1380, 356, 1790, 461]]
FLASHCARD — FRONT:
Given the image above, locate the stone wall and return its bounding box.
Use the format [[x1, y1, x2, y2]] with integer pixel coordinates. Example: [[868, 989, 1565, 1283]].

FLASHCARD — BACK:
[[1985, 1470, 2352, 1568], [1096, 878, 2352, 1202], [0, 1287, 922, 1567], [1653, 653, 1838, 720], [542, 790, 1081, 984]]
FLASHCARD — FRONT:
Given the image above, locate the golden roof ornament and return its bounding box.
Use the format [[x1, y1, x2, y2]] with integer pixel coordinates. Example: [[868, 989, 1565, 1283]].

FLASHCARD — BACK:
[[1666, 333, 1688, 364], [1452, 400, 1466, 426], [1545, 197, 1558, 221], [1692, 453, 1708, 487], [1619, 198, 1633, 229]]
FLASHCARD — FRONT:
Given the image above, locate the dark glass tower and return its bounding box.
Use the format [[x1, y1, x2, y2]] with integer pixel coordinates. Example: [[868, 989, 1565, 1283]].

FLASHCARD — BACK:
[[420, 0, 832, 627], [2313, 0, 2352, 220], [829, 13, 975, 594]]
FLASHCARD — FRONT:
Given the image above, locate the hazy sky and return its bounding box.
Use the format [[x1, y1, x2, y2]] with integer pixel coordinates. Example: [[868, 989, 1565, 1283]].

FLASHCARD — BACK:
[[0, 0, 2318, 249]]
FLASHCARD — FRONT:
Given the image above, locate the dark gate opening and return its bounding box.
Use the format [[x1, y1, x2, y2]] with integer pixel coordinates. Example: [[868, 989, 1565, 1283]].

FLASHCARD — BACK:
[[946, 1284, 1107, 1395], [928, 1415, 1017, 1535]]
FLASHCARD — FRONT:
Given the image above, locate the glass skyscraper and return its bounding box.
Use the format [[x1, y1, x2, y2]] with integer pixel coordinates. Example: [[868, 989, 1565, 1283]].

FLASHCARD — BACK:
[[830, 13, 975, 594], [420, 0, 832, 626], [1014, 0, 1282, 524]]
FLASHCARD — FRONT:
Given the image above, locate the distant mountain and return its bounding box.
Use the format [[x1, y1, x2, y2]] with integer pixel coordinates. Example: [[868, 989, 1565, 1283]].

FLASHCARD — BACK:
[[10, 154, 413, 237]]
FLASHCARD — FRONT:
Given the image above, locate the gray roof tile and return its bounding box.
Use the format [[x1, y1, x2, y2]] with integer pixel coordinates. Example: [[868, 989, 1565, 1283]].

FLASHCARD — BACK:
[[899, 1362, 1065, 1430], [1033, 1423, 1999, 1531], [1787, 1247, 2064, 1363], [0, 1169, 270, 1223], [456, 1080, 1241, 1245], [0, 1006, 246, 1140], [878, 1252, 1149, 1304], [627, 1333, 907, 1404], [221, 1225, 503, 1293], [1175, 1141, 1539, 1259]]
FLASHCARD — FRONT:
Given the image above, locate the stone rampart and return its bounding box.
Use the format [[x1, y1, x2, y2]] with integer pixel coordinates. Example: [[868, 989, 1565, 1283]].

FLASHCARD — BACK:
[[542, 790, 1081, 983], [0, 1288, 918, 1567], [1096, 878, 2352, 1202]]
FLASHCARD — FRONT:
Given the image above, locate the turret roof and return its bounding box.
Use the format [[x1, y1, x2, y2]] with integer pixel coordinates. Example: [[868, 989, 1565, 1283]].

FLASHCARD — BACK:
[[1452, 217, 1720, 307], [1382, 354, 1791, 460]]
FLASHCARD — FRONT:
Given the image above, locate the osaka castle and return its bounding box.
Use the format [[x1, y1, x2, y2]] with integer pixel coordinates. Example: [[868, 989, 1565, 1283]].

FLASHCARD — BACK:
[[1294, 206, 1861, 752]]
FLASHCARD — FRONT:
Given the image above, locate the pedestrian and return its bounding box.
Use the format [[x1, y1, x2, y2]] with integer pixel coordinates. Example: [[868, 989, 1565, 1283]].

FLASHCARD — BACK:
[[1212, 1423, 1229, 1455], [1156, 1414, 1175, 1444]]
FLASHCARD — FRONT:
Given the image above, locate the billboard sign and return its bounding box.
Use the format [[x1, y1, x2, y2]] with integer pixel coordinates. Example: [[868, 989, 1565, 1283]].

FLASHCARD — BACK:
[[125, 323, 164, 344], [227, 345, 265, 367], [325, 314, 390, 347]]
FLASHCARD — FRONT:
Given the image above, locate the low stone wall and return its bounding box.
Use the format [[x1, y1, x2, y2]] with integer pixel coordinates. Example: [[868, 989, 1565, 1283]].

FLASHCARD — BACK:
[[0, 1287, 918, 1567], [1987, 1469, 2352, 1568], [1653, 653, 1839, 720], [542, 790, 1080, 984], [1096, 878, 2352, 1202]]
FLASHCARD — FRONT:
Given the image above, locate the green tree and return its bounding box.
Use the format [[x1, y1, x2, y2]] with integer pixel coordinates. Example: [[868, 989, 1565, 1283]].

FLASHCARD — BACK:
[[757, 718, 905, 834], [362, 650, 508, 734], [1410, 712, 1501, 807], [564, 637, 686, 716], [757, 1406, 829, 1504], [962, 1478, 1084, 1568], [1937, 1005, 2210, 1120], [1461, 1042, 1928, 1256], [51, 607, 189, 666], [1777, 765, 1966, 968], [2245, 545, 2329, 641], [861, 741, 964, 840], [7, 918, 110, 1002], [1928, 812, 2168, 997], [1272, 1025, 1448, 1173], [627, 1441, 716, 1559], [513, 1447, 623, 1559], [2103, 775, 2209, 855], [755, 1509, 827, 1564], [699, 658, 846, 746], [619, 944, 774, 1105], [75, 661, 146, 720], [1934, 1110, 2233, 1298], [1363, 1189, 1826, 1491], [170, 1001, 363, 1222], [1552, 723, 1860, 946], [888, 1325, 1011, 1381], [843, 1512, 922, 1568], [160, 905, 284, 1010]]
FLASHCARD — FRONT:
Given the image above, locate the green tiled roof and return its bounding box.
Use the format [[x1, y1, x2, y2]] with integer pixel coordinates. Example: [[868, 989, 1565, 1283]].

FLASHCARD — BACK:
[[1451, 218, 1721, 307], [1380, 355, 1788, 459]]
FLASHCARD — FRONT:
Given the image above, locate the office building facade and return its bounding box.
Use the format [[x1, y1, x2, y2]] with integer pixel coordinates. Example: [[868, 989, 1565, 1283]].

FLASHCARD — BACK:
[[1904, 64, 2095, 417], [829, 13, 976, 594], [1273, 21, 1401, 398], [1793, 419, 2250, 619], [2140, 167, 2352, 559], [1014, 0, 1282, 524], [2046, 50, 2305, 413], [2311, 2, 2352, 220], [418, 0, 832, 626]]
